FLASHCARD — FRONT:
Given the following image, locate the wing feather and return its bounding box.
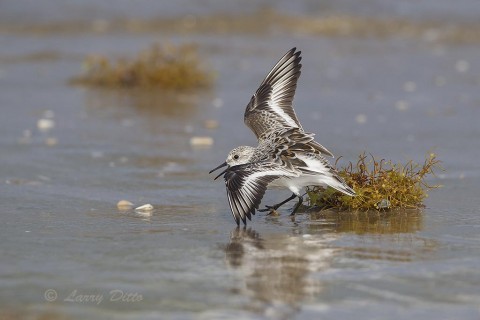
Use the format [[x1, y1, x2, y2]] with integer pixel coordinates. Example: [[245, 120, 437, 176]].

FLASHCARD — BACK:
[[244, 48, 303, 137], [223, 163, 296, 225], [244, 48, 334, 157]]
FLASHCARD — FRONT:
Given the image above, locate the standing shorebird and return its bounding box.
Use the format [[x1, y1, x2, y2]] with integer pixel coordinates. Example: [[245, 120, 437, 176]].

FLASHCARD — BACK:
[[210, 48, 355, 226]]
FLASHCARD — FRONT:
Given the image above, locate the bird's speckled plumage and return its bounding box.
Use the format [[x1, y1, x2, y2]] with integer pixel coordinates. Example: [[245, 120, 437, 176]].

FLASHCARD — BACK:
[[211, 48, 355, 225]]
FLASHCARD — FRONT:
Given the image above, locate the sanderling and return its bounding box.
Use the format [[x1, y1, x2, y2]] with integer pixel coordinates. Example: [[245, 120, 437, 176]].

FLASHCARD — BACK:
[[210, 48, 355, 225]]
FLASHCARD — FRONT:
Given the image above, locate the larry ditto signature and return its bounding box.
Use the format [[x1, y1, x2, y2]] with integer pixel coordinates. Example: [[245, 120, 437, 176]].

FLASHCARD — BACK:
[[44, 289, 143, 305]]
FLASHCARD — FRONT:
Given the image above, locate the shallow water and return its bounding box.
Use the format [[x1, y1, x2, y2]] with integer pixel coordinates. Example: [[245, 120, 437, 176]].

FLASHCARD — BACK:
[[1, 1, 480, 319]]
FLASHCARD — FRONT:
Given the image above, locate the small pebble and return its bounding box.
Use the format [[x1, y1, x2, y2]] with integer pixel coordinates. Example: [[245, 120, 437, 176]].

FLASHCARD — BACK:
[[395, 100, 410, 112], [37, 118, 55, 132], [45, 137, 58, 146], [377, 199, 391, 209], [203, 119, 219, 129], [190, 136, 214, 147], [135, 204, 153, 216], [455, 60, 470, 73], [117, 200, 134, 210], [355, 114, 367, 125], [212, 98, 223, 108], [135, 204, 153, 212]]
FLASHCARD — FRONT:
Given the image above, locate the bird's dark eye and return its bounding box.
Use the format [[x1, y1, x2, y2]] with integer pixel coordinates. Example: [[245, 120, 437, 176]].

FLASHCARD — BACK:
[[233, 155, 239, 160]]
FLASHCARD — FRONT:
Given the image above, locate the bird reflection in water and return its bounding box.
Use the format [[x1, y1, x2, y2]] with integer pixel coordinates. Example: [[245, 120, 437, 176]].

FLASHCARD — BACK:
[[224, 227, 336, 315], [225, 228, 264, 268], [223, 210, 435, 315]]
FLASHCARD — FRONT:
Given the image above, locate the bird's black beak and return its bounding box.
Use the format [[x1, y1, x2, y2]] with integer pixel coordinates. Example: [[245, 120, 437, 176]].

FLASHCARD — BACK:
[[209, 161, 229, 180]]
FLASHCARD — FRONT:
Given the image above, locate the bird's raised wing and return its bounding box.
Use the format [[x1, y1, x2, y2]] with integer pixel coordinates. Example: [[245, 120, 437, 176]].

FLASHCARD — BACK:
[[244, 48, 303, 140], [223, 162, 297, 225], [244, 48, 334, 157]]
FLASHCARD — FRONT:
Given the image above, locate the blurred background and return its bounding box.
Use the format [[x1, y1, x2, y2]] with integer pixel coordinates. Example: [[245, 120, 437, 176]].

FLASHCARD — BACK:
[[1, 1, 479, 319]]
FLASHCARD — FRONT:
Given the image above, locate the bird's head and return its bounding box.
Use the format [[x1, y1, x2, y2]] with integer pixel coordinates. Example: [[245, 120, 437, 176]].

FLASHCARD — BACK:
[[209, 146, 255, 179], [226, 146, 256, 166]]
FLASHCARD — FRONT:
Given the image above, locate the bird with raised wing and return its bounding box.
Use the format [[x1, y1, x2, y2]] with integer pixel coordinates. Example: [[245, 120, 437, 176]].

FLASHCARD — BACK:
[[210, 48, 355, 226]]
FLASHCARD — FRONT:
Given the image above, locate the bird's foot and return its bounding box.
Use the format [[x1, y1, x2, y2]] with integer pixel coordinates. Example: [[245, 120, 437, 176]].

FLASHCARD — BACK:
[[267, 209, 280, 216], [259, 205, 280, 216], [258, 205, 276, 212]]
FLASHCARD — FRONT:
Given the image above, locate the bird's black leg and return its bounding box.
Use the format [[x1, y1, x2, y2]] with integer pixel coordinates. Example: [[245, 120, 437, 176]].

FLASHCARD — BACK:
[[289, 195, 303, 216], [259, 193, 297, 212]]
